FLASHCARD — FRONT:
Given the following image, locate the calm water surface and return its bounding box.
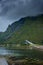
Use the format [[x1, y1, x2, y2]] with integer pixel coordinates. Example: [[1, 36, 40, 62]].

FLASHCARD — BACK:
[[0, 47, 43, 60]]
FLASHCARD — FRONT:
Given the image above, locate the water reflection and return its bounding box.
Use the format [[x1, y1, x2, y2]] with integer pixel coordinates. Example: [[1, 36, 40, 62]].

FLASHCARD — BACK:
[[0, 47, 43, 60]]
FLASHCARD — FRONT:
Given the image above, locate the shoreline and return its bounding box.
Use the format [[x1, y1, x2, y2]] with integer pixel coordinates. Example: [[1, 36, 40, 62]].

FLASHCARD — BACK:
[[0, 56, 43, 65]]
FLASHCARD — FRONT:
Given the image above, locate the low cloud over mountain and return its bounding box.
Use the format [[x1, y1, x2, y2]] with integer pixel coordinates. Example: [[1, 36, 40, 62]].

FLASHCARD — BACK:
[[0, 0, 43, 31]]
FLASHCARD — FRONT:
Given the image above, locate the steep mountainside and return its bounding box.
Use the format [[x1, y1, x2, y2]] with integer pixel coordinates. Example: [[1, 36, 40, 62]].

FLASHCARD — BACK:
[[0, 18, 25, 43], [3, 15, 43, 44]]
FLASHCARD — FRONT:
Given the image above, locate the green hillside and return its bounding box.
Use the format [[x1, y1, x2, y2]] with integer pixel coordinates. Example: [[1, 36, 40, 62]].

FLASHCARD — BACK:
[[4, 16, 43, 45]]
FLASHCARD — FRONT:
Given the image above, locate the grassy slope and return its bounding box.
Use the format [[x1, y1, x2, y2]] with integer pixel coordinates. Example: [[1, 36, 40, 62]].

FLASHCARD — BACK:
[[4, 17, 43, 44]]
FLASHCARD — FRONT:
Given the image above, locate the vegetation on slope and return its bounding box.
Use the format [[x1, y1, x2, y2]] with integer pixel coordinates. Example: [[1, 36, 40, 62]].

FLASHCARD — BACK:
[[4, 16, 43, 45]]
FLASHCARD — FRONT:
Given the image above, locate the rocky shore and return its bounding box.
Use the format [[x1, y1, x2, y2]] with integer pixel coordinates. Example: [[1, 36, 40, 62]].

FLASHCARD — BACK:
[[0, 56, 43, 65], [7, 56, 43, 65]]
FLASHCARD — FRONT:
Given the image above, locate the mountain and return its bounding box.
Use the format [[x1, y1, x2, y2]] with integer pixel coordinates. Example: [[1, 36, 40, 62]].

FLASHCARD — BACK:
[[0, 18, 25, 43], [0, 15, 43, 44]]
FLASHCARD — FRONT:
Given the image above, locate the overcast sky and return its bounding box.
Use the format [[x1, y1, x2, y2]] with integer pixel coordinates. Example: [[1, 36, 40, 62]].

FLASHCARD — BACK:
[[0, 0, 43, 32]]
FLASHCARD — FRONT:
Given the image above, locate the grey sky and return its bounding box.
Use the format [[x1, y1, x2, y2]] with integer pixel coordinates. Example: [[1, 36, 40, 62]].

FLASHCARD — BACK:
[[0, 0, 43, 32]]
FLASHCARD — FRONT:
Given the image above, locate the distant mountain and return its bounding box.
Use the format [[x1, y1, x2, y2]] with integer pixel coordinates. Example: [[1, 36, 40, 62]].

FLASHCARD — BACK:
[[0, 15, 43, 44]]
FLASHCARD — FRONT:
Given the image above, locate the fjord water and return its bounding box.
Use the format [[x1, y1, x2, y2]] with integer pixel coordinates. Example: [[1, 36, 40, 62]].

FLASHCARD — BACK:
[[0, 47, 43, 60]]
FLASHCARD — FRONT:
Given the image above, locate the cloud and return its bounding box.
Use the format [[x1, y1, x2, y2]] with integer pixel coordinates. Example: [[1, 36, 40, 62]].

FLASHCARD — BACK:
[[0, 0, 43, 17], [0, 0, 43, 31]]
